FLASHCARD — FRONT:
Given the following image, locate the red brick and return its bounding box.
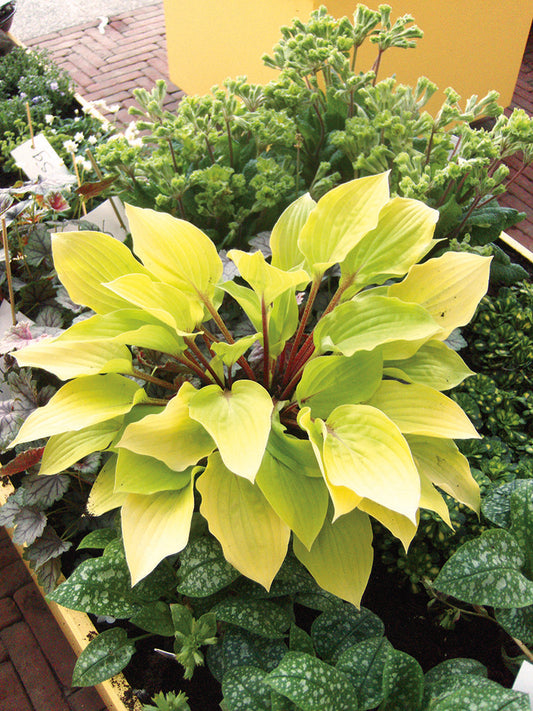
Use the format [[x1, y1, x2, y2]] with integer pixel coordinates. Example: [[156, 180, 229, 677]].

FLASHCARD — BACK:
[[0, 638, 8, 663], [0, 560, 32, 598], [0, 661, 33, 711], [0, 536, 19, 569], [67, 686, 107, 711], [0, 622, 70, 711], [0, 597, 21, 630], [14, 583, 77, 688]]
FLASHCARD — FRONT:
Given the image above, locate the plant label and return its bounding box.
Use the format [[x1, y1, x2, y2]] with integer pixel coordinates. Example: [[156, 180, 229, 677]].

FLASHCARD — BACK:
[[85, 199, 128, 242], [513, 660, 533, 708], [11, 133, 73, 183]]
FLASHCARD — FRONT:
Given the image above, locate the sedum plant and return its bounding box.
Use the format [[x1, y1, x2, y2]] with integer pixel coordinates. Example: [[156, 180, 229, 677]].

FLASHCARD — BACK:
[[8, 173, 491, 607]]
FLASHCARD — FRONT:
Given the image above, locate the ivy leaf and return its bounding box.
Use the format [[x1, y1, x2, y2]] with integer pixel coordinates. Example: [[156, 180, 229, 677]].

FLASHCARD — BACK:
[[222, 665, 272, 711], [311, 605, 384, 663], [176, 536, 240, 597], [22, 473, 70, 507], [12, 506, 47, 545], [71, 628, 135, 687], [212, 598, 292, 639], [434, 529, 533, 608], [265, 651, 360, 711], [23, 525, 71, 569]]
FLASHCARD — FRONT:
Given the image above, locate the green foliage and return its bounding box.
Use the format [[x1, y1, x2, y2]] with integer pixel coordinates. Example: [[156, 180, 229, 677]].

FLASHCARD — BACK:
[[143, 691, 191, 711], [72, 628, 136, 687]]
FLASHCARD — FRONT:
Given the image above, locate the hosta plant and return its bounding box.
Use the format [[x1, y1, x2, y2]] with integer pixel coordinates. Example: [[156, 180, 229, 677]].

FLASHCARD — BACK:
[[9, 172, 490, 607]]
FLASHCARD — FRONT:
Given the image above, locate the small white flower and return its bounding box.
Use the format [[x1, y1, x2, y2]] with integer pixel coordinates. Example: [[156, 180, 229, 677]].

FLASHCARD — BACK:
[[108, 104, 120, 113], [87, 135, 97, 145], [74, 156, 92, 171], [62, 139, 78, 152], [44, 114, 55, 125], [74, 131, 84, 142]]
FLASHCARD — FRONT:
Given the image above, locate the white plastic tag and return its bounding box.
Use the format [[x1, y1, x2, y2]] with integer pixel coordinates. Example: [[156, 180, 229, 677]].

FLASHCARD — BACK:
[[11, 133, 73, 182], [513, 660, 533, 708]]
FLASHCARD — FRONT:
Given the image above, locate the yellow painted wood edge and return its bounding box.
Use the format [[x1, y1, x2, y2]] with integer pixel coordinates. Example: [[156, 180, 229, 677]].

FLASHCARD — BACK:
[[499, 231, 533, 265], [0, 479, 143, 711]]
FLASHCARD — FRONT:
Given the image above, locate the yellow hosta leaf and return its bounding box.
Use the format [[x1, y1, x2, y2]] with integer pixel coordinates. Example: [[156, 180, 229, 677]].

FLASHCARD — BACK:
[[197, 452, 290, 590], [54, 310, 184, 355], [15, 339, 133, 380], [10, 374, 146, 448], [104, 274, 203, 333], [227, 249, 309, 305], [418, 470, 452, 527], [189, 381, 273, 481], [408, 434, 480, 512], [211, 334, 260, 367], [255, 421, 328, 550], [122, 480, 195, 585], [384, 340, 474, 391], [298, 173, 390, 275], [313, 294, 440, 356], [388, 252, 491, 339], [117, 382, 214, 472], [296, 351, 383, 419], [270, 192, 316, 271], [220, 281, 261, 330], [125, 204, 222, 299], [367, 381, 480, 440], [268, 289, 299, 357], [87, 455, 127, 516], [39, 419, 121, 476], [358, 499, 418, 551], [293, 507, 373, 608], [115, 449, 192, 495], [51, 230, 152, 314], [322, 404, 421, 522], [341, 196, 438, 290]]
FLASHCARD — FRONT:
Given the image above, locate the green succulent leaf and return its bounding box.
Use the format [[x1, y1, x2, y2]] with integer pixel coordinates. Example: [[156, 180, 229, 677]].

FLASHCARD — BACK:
[[434, 529, 533, 608], [71, 628, 135, 687]]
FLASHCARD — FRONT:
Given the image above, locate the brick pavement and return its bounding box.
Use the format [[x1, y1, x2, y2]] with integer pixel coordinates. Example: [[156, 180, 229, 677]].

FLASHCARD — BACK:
[[0, 527, 106, 711]]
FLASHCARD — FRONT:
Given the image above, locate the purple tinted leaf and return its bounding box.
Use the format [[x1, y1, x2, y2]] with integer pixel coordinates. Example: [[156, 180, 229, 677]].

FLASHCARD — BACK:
[[24, 526, 72, 569], [249, 231, 272, 258], [12, 506, 47, 545], [23, 474, 70, 507], [0, 399, 25, 448], [36, 557, 61, 594], [0, 490, 24, 526], [34, 306, 64, 329]]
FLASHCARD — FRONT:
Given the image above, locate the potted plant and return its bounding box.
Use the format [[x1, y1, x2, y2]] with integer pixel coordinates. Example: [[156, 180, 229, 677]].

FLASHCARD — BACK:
[[0, 0, 16, 32]]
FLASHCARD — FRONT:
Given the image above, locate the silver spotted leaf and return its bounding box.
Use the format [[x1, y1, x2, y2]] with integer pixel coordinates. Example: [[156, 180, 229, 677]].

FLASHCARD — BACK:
[[495, 605, 533, 646], [380, 649, 424, 711], [311, 605, 384, 663], [336, 635, 393, 710], [71, 628, 135, 687], [222, 665, 272, 711], [177, 536, 240, 597], [427, 675, 529, 711], [212, 598, 291, 639], [509, 481, 533, 580], [207, 627, 287, 683], [482, 481, 529, 529], [434, 529, 533, 609], [265, 651, 359, 711], [130, 601, 174, 637]]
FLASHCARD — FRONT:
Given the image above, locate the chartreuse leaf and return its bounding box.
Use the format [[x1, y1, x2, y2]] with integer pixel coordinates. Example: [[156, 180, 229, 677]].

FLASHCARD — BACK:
[[51, 230, 153, 314], [311, 606, 384, 662], [336, 636, 393, 710], [71, 628, 135, 687], [509, 481, 533, 580], [221, 281, 261, 329], [78, 528, 117, 550], [313, 294, 440, 356], [14, 340, 133, 380], [387, 252, 491, 339], [177, 536, 240, 597], [227, 249, 309, 305], [340, 196, 438, 291], [114, 449, 192, 495], [321, 404, 420, 522], [121, 479, 195, 585], [197, 452, 290, 590], [380, 650, 424, 711], [418, 471, 452, 527], [270, 192, 316, 270], [407, 435, 480, 513], [367, 381, 479, 440], [212, 598, 291, 639], [103, 274, 203, 333], [39, 419, 121, 476], [295, 352, 383, 419], [87, 455, 127, 515], [211, 334, 260, 367], [265, 651, 360, 711], [268, 289, 300, 358], [117, 382, 214, 472], [298, 173, 390, 276], [10, 374, 146, 448], [434, 529, 533, 608], [358, 499, 417, 551], [293, 507, 373, 608], [55, 309, 184, 355], [189, 381, 273, 481], [384, 340, 474, 391], [222, 665, 272, 711], [125, 204, 222, 300], [255, 421, 328, 550]]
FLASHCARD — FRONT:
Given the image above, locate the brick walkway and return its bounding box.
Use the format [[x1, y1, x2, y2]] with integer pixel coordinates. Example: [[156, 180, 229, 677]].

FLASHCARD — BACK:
[[0, 527, 105, 711]]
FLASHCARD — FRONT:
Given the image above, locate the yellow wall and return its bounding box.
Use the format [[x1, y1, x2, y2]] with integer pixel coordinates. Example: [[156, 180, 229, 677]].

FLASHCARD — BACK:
[[164, 0, 533, 111]]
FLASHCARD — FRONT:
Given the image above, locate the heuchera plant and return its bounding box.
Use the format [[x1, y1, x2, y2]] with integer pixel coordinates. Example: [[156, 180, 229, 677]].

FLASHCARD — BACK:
[[9, 173, 490, 606]]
